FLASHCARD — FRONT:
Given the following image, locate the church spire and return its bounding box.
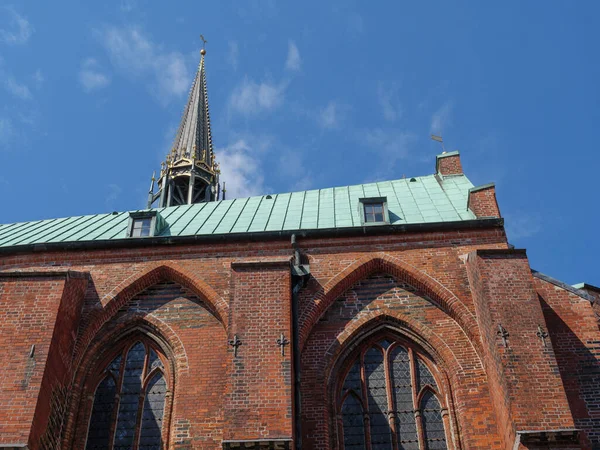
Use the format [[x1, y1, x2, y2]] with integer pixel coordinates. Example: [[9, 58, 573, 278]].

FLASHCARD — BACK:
[[148, 42, 221, 208]]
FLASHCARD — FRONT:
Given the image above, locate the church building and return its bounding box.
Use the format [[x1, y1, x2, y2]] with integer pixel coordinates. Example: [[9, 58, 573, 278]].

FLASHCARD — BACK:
[[0, 48, 599, 450]]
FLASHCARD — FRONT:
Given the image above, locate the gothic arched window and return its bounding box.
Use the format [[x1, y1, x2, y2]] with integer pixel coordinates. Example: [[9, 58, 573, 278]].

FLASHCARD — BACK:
[[85, 340, 169, 450], [337, 337, 450, 450]]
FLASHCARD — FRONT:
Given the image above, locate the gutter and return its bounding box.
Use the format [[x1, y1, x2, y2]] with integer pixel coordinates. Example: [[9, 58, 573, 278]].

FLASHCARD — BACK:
[[0, 218, 504, 256]]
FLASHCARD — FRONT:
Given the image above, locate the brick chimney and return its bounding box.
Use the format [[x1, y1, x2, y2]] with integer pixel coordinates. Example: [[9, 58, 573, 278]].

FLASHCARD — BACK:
[[435, 151, 463, 176], [467, 183, 501, 218]]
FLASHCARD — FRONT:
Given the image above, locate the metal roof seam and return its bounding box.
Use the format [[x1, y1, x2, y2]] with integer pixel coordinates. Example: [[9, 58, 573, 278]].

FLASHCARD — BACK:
[[49, 214, 101, 242], [280, 192, 293, 230], [76, 212, 127, 241], [192, 201, 221, 235], [227, 197, 250, 233], [316, 189, 321, 229], [164, 204, 196, 233], [346, 185, 354, 227], [30, 214, 95, 244], [208, 199, 236, 235], [6, 216, 70, 246], [61, 214, 112, 242], [332, 188, 337, 228], [247, 195, 265, 233], [389, 180, 406, 222], [0, 219, 42, 241], [262, 194, 278, 232], [177, 201, 209, 235]]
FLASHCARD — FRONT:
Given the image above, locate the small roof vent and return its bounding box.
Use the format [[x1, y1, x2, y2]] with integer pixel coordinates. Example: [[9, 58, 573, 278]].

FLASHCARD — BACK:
[[409, 178, 417, 182], [265, 195, 273, 199]]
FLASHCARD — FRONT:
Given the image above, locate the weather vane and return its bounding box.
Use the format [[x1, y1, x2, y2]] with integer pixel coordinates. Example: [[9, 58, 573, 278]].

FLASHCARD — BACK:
[[200, 34, 207, 54]]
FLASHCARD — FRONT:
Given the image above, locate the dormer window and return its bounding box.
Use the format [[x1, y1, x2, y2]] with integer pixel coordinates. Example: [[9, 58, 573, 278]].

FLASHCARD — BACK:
[[127, 211, 164, 238], [131, 217, 153, 237], [359, 197, 389, 225], [364, 203, 384, 223]]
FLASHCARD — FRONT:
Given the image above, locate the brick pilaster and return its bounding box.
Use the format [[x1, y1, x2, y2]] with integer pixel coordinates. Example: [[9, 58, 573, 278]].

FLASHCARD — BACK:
[[466, 250, 579, 450], [224, 259, 294, 445], [0, 271, 88, 450]]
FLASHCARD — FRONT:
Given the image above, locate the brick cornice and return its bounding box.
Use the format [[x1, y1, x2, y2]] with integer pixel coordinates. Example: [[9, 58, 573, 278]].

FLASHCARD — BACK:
[[0, 270, 89, 279]]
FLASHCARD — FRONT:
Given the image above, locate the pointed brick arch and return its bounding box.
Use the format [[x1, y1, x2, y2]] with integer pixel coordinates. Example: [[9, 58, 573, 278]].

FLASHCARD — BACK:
[[64, 319, 184, 450], [323, 312, 465, 385], [299, 253, 483, 357], [72, 261, 228, 371], [324, 313, 468, 450]]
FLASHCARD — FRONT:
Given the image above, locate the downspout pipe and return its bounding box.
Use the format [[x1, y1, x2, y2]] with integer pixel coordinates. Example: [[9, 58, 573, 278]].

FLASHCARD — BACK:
[[291, 234, 302, 450]]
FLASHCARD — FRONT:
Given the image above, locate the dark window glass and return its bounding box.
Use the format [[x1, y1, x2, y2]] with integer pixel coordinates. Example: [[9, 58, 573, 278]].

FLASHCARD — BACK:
[[416, 358, 437, 391], [114, 342, 146, 450], [390, 347, 419, 450], [342, 394, 367, 449], [365, 347, 392, 450], [139, 373, 167, 450], [132, 218, 153, 237], [421, 390, 446, 450], [86, 375, 117, 450], [364, 203, 385, 223], [85, 340, 168, 450], [343, 361, 362, 393], [338, 338, 449, 450]]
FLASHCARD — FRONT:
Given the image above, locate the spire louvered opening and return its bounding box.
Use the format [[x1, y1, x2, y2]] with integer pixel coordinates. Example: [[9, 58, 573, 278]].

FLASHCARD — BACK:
[[337, 335, 450, 450]]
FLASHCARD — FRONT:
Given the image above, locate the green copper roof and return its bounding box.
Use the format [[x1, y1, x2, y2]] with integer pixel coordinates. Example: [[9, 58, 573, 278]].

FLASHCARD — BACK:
[[0, 174, 476, 249]]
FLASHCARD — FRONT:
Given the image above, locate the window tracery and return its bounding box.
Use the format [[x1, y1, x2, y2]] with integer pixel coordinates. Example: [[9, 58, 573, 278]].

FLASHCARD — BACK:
[[337, 336, 449, 450], [86, 339, 168, 450]]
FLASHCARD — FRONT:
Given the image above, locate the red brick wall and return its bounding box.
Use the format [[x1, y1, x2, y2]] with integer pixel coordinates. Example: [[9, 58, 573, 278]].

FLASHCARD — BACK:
[[436, 154, 463, 175], [535, 277, 600, 449], [466, 250, 578, 449], [468, 185, 501, 218], [299, 273, 502, 449], [66, 280, 228, 449], [224, 260, 293, 443], [0, 223, 594, 449], [0, 272, 87, 449]]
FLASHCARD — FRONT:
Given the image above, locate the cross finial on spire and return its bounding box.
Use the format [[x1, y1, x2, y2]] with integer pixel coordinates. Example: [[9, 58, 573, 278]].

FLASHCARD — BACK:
[[200, 34, 207, 55]]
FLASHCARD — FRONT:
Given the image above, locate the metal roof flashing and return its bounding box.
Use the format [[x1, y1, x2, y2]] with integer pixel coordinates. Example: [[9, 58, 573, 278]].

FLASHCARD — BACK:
[[532, 270, 596, 303], [469, 183, 496, 193], [435, 150, 460, 159]]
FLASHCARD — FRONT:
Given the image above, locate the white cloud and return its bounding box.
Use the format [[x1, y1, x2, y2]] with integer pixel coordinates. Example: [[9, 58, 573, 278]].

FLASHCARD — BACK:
[[347, 13, 364, 35], [229, 77, 286, 116], [285, 41, 301, 71], [105, 183, 122, 208], [120, 0, 137, 12], [0, 117, 14, 147], [98, 25, 191, 104], [278, 150, 313, 191], [217, 140, 265, 198], [430, 102, 453, 135], [228, 40, 239, 71], [4, 76, 32, 100], [505, 212, 542, 241], [79, 58, 111, 92], [0, 6, 33, 45], [319, 101, 339, 129], [364, 129, 415, 160], [32, 69, 44, 89], [378, 83, 401, 122]]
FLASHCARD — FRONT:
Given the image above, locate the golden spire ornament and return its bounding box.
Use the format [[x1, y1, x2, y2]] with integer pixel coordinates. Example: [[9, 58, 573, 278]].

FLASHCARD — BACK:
[[200, 34, 207, 56]]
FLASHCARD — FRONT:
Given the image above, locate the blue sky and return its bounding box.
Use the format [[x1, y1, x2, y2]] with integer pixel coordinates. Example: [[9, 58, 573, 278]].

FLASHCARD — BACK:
[[0, 1, 598, 286]]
